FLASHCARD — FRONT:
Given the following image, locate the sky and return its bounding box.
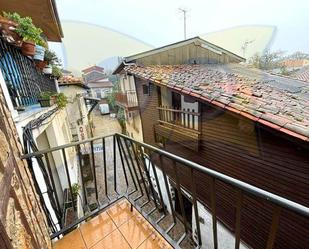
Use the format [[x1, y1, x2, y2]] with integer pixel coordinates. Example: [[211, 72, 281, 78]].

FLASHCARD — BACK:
[[55, 0, 309, 54]]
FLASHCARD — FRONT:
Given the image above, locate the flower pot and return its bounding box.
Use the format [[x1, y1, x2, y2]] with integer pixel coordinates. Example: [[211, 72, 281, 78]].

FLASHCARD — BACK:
[[35, 60, 48, 71], [43, 65, 52, 74], [0, 17, 22, 46], [38, 98, 54, 107], [21, 40, 36, 57], [33, 45, 45, 61]]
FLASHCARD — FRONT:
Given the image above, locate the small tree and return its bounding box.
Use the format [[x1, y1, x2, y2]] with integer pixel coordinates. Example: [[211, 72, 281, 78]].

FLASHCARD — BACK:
[[286, 51, 309, 60], [249, 50, 285, 70]]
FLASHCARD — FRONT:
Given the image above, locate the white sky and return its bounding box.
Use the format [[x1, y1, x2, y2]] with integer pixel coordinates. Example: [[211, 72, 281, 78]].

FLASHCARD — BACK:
[[55, 0, 309, 53]]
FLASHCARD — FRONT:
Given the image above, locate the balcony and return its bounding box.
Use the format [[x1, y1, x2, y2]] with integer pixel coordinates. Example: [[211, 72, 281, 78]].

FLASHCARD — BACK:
[[0, 38, 57, 110], [155, 106, 201, 151], [115, 90, 139, 110], [21, 133, 309, 249]]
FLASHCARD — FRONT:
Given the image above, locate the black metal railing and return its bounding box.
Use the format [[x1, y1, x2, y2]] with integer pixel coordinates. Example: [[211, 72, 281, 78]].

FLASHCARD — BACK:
[[0, 37, 57, 108], [21, 133, 309, 249]]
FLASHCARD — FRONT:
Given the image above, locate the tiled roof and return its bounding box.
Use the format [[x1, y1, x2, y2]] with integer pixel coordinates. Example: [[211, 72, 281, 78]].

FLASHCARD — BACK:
[[292, 66, 309, 83], [124, 64, 309, 141], [82, 65, 104, 74], [58, 75, 89, 89]]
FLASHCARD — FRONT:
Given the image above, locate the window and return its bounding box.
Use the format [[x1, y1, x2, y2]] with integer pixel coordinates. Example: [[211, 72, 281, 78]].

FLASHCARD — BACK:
[[143, 84, 149, 95]]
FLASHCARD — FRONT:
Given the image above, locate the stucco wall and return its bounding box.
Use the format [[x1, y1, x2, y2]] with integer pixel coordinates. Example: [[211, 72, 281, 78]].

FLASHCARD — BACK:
[[0, 82, 51, 248]]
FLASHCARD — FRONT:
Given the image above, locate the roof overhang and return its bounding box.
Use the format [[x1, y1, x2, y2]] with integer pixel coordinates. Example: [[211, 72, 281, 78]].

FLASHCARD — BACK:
[[58, 83, 90, 89], [1, 0, 63, 42], [124, 37, 245, 63]]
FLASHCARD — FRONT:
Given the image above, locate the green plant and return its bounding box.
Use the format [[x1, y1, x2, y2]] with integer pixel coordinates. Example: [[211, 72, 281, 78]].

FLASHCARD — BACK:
[[71, 183, 80, 200], [39, 91, 55, 99], [44, 49, 59, 65], [56, 92, 68, 108], [117, 108, 126, 134], [3, 12, 44, 45], [52, 65, 63, 78]]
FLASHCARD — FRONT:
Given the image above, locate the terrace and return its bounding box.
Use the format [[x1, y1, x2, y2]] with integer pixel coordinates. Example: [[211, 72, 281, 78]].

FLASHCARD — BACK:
[[21, 133, 309, 249]]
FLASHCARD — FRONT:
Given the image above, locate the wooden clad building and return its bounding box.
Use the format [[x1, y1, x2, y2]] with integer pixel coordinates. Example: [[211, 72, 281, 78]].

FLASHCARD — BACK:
[[114, 37, 309, 249]]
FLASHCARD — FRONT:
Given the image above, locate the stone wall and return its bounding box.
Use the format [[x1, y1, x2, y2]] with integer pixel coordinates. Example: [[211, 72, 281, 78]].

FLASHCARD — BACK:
[[0, 87, 51, 248]]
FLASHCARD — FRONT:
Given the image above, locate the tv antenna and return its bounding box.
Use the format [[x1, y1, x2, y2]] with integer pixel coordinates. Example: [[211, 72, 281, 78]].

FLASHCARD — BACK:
[[178, 8, 188, 40], [241, 39, 255, 58]]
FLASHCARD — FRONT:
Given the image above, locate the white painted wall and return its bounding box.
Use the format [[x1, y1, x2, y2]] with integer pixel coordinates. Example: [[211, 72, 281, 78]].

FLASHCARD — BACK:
[[146, 157, 173, 214], [60, 85, 90, 138], [0, 70, 18, 118]]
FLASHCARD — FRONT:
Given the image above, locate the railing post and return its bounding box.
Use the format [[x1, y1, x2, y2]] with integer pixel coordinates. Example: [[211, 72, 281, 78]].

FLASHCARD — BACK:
[[90, 141, 99, 203], [102, 137, 110, 200], [116, 136, 129, 189], [190, 168, 202, 246], [44, 153, 62, 222], [159, 154, 177, 223], [235, 190, 243, 249], [210, 178, 218, 249], [172, 161, 188, 233], [76, 145, 88, 206], [266, 206, 282, 249], [62, 148, 75, 212]]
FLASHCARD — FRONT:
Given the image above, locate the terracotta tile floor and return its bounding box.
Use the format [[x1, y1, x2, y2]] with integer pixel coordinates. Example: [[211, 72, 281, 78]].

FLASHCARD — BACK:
[[53, 199, 173, 249]]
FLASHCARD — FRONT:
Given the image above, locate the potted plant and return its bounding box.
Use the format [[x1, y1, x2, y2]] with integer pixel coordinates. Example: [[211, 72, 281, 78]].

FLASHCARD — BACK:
[[3, 12, 44, 57], [33, 40, 47, 61], [41, 49, 59, 73], [0, 13, 22, 46], [38, 91, 55, 107], [52, 65, 63, 79]]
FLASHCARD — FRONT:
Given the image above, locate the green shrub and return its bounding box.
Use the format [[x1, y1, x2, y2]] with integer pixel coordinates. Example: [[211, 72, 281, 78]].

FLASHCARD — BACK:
[[52, 65, 63, 78], [3, 12, 45, 46], [44, 49, 60, 65], [39, 91, 55, 100], [56, 92, 68, 109]]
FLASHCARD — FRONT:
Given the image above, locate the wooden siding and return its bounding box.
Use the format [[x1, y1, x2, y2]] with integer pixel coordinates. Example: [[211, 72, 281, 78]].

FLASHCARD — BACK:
[[135, 42, 241, 66], [135, 78, 160, 145], [154, 123, 199, 151], [135, 79, 309, 249]]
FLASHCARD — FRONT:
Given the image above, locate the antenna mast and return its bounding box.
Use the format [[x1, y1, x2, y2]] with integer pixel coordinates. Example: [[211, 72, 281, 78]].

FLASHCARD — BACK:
[[178, 8, 187, 40]]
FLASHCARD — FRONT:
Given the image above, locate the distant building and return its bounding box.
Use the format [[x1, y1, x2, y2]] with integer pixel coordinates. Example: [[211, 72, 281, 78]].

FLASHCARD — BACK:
[[82, 65, 113, 99], [281, 59, 309, 71]]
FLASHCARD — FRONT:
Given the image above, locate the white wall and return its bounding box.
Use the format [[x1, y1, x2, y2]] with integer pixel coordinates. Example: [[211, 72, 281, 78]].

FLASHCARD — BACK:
[[181, 95, 199, 130], [146, 157, 173, 214], [60, 85, 90, 138], [0, 70, 18, 118]]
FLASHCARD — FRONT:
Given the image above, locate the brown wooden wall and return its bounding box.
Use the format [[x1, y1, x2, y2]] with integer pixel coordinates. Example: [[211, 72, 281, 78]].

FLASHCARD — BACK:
[[135, 42, 242, 66], [134, 77, 309, 249], [135, 78, 160, 145]]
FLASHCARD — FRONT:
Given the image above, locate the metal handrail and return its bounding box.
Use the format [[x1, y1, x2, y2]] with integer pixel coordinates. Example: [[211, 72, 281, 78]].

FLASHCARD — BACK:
[[21, 133, 309, 249], [21, 133, 309, 218], [117, 133, 309, 218]]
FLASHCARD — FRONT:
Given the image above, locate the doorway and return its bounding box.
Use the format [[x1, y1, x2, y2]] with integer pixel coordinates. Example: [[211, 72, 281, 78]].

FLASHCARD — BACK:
[[172, 91, 181, 109]]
